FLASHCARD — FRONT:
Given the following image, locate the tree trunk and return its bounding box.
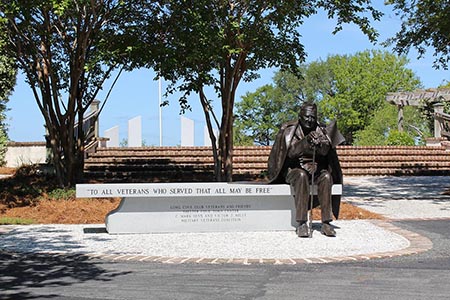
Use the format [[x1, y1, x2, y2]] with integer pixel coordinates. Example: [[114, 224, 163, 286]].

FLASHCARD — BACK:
[[223, 113, 234, 182], [218, 96, 234, 182], [46, 118, 85, 188], [47, 127, 64, 187], [199, 89, 221, 181], [220, 52, 245, 182]]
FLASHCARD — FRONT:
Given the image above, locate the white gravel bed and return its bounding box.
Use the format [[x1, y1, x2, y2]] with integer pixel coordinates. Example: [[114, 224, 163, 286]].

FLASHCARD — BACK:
[[0, 220, 409, 259]]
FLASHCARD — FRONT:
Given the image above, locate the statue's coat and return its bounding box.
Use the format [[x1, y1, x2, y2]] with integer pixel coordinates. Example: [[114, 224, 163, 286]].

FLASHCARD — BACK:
[[267, 120, 345, 219]]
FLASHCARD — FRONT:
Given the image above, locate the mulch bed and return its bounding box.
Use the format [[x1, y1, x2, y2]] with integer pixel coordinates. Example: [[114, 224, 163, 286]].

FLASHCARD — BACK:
[[0, 166, 383, 224]]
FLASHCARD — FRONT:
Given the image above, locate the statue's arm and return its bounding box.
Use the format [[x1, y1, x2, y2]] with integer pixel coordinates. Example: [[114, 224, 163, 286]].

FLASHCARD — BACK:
[[315, 133, 331, 156], [287, 135, 310, 158], [288, 130, 332, 157]]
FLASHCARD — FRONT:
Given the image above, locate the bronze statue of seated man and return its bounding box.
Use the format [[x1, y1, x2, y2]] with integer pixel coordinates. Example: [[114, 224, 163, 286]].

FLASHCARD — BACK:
[[267, 102, 345, 237]]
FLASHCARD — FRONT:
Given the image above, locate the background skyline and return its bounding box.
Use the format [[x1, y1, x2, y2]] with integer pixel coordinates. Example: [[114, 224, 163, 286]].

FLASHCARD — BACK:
[[5, 5, 449, 146]]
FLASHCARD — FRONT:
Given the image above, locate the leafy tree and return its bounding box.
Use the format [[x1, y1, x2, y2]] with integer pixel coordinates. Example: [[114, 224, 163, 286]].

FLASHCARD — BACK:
[[386, 130, 415, 146], [234, 72, 302, 146], [0, 24, 16, 165], [235, 50, 422, 145], [353, 102, 430, 146], [316, 50, 421, 142], [385, 0, 450, 69], [147, 0, 382, 181], [233, 121, 254, 146], [0, 0, 158, 186]]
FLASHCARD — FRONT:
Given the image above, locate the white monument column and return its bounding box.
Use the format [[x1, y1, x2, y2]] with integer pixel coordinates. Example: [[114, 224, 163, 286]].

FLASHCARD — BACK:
[[104, 126, 120, 147], [181, 116, 195, 146], [128, 116, 142, 147]]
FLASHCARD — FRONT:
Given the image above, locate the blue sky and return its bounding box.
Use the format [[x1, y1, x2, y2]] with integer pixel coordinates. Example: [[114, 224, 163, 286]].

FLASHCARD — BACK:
[[5, 5, 449, 145]]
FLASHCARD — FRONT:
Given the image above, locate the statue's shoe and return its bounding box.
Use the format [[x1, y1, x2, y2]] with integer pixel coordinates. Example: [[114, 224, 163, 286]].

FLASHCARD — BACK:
[[297, 223, 310, 238], [321, 223, 336, 237]]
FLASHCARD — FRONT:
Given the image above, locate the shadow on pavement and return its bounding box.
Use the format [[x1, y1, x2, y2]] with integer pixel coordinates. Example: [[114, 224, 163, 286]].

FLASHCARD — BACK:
[[1, 226, 116, 254], [344, 176, 450, 200], [342, 176, 450, 216], [0, 251, 130, 300]]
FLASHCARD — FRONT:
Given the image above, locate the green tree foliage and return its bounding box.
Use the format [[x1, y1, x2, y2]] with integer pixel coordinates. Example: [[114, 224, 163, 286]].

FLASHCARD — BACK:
[[233, 121, 254, 146], [0, 0, 158, 186], [386, 130, 415, 146], [316, 50, 421, 142], [234, 72, 302, 146], [385, 0, 450, 69], [353, 102, 429, 146], [146, 1, 382, 181], [0, 24, 17, 165], [235, 50, 422, 145]]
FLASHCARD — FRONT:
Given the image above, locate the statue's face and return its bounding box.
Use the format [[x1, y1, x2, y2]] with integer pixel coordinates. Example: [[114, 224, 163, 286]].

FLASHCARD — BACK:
[[299, 107, 317, 131]]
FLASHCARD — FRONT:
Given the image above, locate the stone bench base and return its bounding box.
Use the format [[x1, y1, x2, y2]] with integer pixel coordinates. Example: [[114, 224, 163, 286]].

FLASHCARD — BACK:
[[76, 182, 342, 234]]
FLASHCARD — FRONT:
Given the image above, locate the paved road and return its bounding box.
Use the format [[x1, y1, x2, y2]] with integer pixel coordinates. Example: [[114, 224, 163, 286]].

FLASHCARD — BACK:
[[1, 219, 449, 300]]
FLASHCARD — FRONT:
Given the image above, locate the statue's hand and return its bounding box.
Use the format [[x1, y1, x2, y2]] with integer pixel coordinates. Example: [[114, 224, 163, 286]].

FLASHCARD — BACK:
[[317, 131, 330, 145], [307, 131, 329, 147], [306, 132, 319, 146], [300, 161, 317, 174]]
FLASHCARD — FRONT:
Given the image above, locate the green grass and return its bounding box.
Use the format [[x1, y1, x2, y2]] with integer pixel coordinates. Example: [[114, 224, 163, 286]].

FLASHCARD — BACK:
[[0, 217, 35, 225], [46, 188, 76, 200]]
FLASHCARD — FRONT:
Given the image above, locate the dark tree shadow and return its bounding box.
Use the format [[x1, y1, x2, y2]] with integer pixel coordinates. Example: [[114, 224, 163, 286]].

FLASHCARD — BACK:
[[343, 176, 450, 210], [0, 251, 131, 300], [0, 225, 131, 300]]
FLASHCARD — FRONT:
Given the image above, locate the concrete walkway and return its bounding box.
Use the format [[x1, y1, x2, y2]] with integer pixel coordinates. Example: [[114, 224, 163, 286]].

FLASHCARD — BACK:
[[1, 176, 449, 264], [344, 176, 450, 220]]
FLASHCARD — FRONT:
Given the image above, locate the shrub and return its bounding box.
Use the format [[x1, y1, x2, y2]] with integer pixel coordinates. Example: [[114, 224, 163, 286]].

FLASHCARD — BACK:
[[0, 164, 59, 208], [353, 128, 387, 146], [386, 130, 415, 146]]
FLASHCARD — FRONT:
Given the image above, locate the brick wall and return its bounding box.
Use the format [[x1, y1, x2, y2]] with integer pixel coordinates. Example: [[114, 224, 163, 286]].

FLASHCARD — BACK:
[[83, 145, 450, 182]]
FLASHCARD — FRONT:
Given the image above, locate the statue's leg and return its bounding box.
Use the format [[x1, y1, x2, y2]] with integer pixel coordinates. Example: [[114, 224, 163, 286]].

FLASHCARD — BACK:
[[317, 169, 333, 222], [286, 168, 310, 223]]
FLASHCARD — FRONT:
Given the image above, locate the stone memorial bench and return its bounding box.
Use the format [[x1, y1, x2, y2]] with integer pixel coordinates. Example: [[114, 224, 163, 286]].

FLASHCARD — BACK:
[[76, 182, 342, 234]]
